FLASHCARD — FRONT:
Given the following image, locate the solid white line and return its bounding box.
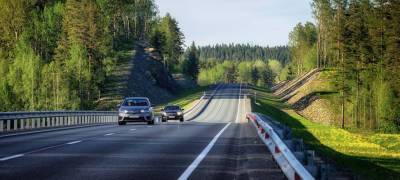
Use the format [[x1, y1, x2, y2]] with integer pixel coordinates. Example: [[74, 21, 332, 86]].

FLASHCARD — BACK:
[[0, 154, 24, 161], [235, 82, 242, 123], [66, 140, 82, 145], [104, 133, 115, 136], [130, 129, 136, 131], [178, 122, 231, 180]]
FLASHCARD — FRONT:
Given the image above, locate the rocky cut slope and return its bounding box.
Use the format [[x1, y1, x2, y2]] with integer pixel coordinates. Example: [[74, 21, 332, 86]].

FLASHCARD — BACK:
[[273, 69, 340, 126]]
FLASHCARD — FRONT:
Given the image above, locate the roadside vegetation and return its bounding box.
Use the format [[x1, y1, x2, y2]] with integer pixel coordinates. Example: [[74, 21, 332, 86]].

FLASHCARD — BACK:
[[252, 86, 400, 179], [285, 1, 400, 132], [0, 0, 196, 112]]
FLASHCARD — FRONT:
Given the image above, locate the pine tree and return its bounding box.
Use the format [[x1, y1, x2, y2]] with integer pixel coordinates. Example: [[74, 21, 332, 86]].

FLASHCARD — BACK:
[[183, 42, 200, 81]]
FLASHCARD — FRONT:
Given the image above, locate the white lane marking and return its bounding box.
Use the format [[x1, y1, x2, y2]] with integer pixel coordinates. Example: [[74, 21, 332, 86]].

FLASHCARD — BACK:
[[0, 154, 24, 161], [66, 140, 82, 145], [130, 129, 136, 131], [235, 82, 242, 123], [178, 122, 231, 180], [147, 126, 153, 128], [104, 133, 115, 136]]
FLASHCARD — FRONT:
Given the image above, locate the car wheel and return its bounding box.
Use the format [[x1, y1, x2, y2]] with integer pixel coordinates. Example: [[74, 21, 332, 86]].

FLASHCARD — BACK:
[[161, 117, 166, 122], [180, 118, 184, 122], [118, 121, 126, 125]]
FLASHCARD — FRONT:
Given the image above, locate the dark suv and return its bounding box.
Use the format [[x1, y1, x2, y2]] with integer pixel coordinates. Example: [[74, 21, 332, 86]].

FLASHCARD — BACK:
[[161, 105, 184, 122], [118, 97, 154, 125]]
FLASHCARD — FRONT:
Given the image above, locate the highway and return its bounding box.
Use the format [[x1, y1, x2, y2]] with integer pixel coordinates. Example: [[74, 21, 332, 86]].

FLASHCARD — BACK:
[[0, 84, 285, 180]]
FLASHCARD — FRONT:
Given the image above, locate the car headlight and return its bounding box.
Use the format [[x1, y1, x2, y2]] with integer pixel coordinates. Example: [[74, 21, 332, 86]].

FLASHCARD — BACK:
[[140, 109, 150, 113], [163, 112, 167, 116], [119, 110, 128, 117], [177, 112, 183, 115]]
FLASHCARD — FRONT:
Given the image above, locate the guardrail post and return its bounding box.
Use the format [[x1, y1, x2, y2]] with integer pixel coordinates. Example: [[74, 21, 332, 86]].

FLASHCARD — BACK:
[[24, 119, 28, 129], [14, 119, 18, 131], [7, 120, 11, 131], [32, 118, 36, 129], [0, 120, 3, 132]]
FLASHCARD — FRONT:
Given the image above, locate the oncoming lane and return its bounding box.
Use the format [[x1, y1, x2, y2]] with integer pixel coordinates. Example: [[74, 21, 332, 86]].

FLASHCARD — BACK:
[[0, 84, 284, 180]]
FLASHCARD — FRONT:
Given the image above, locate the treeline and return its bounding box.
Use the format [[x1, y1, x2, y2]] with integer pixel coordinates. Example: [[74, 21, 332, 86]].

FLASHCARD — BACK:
[[0, 0, 184, 111], [198, 59, 283, 87], [198, 44, 290, 65], [290, 0, 400, 132]]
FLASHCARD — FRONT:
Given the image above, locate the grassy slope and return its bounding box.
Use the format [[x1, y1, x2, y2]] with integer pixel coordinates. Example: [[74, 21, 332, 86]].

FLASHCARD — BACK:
[[252, 86, 400, 179]]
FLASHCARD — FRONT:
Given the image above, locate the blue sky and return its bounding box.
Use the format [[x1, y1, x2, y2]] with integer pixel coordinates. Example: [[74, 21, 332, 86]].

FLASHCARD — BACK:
[[155, 0, 314, 47]]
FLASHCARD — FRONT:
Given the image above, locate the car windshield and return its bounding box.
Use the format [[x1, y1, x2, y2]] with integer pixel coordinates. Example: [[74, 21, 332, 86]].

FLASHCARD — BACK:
[[123, 99, 149, 106], [165, 106, 180, 110]]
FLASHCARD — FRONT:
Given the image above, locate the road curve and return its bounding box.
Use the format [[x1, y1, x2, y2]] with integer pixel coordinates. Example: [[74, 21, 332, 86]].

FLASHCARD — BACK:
[[0, 84, 285, 180]]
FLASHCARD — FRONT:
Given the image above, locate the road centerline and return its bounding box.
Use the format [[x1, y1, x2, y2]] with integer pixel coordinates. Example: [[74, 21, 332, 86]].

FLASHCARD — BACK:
[[0, 154, 25, 161], [66, 140, 82, 145], [178, 122, 231, 180]]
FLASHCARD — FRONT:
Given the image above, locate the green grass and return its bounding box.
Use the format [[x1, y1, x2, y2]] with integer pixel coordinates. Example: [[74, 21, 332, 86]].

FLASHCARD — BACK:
[[252, 86, 400, 179]]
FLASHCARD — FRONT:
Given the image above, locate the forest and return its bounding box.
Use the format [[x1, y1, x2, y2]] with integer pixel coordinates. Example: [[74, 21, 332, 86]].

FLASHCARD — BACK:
[[287, 0, 400, 132], [0, 0, 185, 111], [196, 44, 290, 87], [198, 44, 289, 65]]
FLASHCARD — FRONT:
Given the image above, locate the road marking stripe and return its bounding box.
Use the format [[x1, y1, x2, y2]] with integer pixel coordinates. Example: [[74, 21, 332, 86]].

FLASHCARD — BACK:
[[130, 129, 136, 131], [104, 133, 115, 136], [66, 140, 82, 145], [0, 154, 24, 161], [178, 122, 231, 180]]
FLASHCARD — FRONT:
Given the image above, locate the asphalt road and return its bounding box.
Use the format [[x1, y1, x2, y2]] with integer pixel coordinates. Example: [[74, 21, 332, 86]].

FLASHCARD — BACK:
[[0, 84, 285, 180]]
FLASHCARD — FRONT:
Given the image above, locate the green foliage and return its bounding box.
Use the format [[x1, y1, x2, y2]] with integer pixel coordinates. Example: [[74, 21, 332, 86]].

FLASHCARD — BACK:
[[154, 13, 185, 72], [288, 0, 400, 132], [198, 60, 275, 87], [182, 42, 199, 80], [7, 34, 42, 110], [288, 22, 318, 75], [0, 0, 160, 111]]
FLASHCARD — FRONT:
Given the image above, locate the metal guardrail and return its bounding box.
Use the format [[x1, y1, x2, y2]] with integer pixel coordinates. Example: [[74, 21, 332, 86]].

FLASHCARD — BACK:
[[0, 111, 118, 133], [0, 84, 224, 133], [247, 113, 315, 180]]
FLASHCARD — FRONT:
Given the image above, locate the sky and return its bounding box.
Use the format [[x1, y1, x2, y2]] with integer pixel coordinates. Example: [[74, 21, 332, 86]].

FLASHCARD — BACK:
[[155, 0, 314, 47]]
